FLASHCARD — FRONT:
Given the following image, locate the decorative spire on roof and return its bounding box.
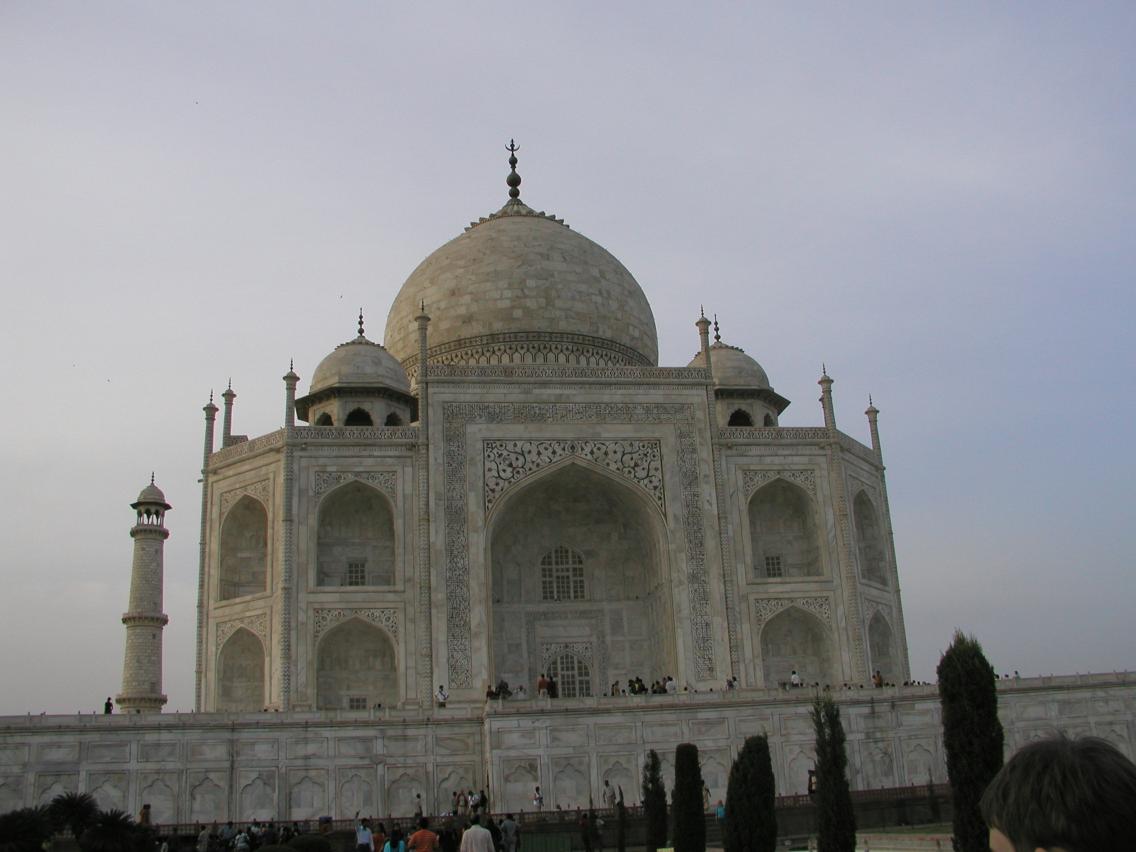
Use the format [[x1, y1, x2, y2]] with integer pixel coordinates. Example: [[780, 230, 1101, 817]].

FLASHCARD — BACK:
[[358, 308, 365, 338], [506, 139, 521, 199], [713, 314, 721, 343], [150, 471, 155, 485]]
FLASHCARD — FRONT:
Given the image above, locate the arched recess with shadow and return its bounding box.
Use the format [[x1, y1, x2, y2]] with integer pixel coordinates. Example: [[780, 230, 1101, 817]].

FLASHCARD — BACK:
[[315, 413, 333, 426], [315, 618, 398, 709], [219, 496, 268, 600], [868, 611, 896, 682], [748, 479, 822, 578], [728, 409, 754, 426], [345, 408, 373, 426], [316, 481, 395, 587], [217, 628, 265, 711], [854, 491, 888, 585], [487, 461, 676, 695], [758, 606, 835, 687], [384, 412, 403, 426]]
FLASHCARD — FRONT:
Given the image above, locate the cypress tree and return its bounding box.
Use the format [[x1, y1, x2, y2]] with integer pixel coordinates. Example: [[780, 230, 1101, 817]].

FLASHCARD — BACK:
[[724, 734, 777, 852], [642, 749, 668, 852], [937, 630, 1004, 852], [811, 695, 856, 852], [671, 743, 706, 852]]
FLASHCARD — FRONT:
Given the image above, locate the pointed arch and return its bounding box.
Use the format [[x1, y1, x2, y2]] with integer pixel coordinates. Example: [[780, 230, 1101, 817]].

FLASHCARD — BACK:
[[315, 617, 398, 710], [345, 408, 373, 426], [854, 490, 888, 585], [315, 412, 333, 426], [217, 627, 265, 712], [219, 495, 268, 600], [868, 611, 896, 682], [316, 480, 396, 587], [758, 605, 834, 687], [748, 478, 822, 578], [384, 411, 403, 426], [487, 459, 675, 697], [547, 651, 592, 698], [728, 409, 754, 426], [763, 413, 775, 426]]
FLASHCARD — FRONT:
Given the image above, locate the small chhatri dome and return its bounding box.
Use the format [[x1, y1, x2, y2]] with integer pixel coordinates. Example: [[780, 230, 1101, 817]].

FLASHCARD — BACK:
[[133, 476, 170, 509], [687, 339, 771, 391], [310, 310, 410, 395], [384, 142, 659, 373]]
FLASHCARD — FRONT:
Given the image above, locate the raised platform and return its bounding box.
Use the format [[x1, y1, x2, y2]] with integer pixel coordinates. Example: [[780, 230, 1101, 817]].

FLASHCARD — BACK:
[[1, 673, 1132, 824]]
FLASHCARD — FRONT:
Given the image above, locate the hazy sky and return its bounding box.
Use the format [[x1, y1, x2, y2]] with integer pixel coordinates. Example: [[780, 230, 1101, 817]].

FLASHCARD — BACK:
[[2, 3, 1134, 714]]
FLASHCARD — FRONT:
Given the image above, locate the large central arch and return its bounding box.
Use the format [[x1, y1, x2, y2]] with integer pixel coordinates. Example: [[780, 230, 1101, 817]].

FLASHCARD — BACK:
[[487, 462, 676, 696]]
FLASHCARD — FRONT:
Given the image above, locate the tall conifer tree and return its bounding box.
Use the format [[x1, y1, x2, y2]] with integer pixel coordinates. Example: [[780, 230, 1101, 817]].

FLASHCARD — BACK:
[[724, 735, 777, 852], [642, 749, 668, 852], [811, 696, 856, 852], [672, 743, 706, 852], [937, 630, 1004, 852]]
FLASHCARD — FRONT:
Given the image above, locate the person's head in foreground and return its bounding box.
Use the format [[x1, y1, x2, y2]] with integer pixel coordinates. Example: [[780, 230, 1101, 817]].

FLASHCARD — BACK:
[[980, 734, 1136, 851]]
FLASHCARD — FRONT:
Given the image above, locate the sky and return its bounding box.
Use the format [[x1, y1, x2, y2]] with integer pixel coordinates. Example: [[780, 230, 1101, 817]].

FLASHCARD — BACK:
[[1, 2, 1134, 714]]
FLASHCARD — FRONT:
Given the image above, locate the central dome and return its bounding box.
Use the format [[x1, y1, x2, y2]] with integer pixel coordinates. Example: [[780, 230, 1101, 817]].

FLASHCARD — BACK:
[[384, 199, 659, 375]]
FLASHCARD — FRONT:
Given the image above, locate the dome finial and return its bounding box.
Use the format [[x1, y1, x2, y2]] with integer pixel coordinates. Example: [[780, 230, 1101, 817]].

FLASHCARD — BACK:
[[713, 314, 721, 343], [506, 139, 522, 199], [699, 304, 706, 320], [150, 471, 155, 485], [358, 308, 365, 338]]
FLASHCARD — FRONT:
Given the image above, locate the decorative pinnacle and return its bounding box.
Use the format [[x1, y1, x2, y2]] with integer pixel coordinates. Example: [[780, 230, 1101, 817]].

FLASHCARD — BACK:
[[209, 389, 214, 404], [700, 305, 706, 319], [506, 139, 521, 199], [290, 358, 294, 371], [713, 314, 721, 343], [358, 308, 365, 338], [150, 471, 155, 485], [227, 378, 232, 390]]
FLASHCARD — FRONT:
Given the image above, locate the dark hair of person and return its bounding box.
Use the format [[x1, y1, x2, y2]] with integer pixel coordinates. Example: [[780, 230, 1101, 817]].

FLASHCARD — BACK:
[[470, 815, 480, 826], [419, 818, 429, 829], [979, 734, 1136, 852]]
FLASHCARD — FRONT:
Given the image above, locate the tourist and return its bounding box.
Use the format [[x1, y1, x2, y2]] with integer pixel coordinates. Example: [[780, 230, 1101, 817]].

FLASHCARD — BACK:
[[499, 813, 519, 852], [537, 673, 548, 698], [104, 697, 113, 714], [195, 824, 211, 852], [790, 670, 801, 688], [702, 784, 710, 811], [409, 817, 439, 852], [981, 734, 1136, 852], [602, 779, 616, 810], [715, 800, 725, 832], [356, 814, 376, 851], [459, 815, 494, 852], [414, 793, 424, 818], [578, 812, 592, 852], [138, 803, 151, 826], [435, 685, 449, 708], [532, 785, 544, 812], [384, 825, 407, 852]]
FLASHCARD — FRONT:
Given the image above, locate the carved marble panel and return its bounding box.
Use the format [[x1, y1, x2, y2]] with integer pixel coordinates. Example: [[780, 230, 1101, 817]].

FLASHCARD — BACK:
[[312, 608, 399, 645], [313, 470, 397, 501], [743, 469, 817, 499], [220, 479, 272, 516]]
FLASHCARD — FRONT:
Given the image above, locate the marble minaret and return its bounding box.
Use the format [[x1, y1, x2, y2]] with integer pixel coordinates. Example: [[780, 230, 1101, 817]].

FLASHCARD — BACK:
[[117, 476, 171, 713]]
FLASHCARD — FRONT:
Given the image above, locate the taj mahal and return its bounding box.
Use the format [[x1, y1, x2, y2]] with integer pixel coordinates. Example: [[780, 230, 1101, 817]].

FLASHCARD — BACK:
[[2, 148, 1132, 825]]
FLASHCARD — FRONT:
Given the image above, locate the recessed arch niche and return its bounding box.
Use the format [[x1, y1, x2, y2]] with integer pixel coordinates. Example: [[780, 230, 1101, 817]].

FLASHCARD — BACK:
[[854, 491, 888, 585], [217, 628, 265, 711], [868, 612, 896, 682], [758, 606, 834, 687], [487, 462, 675, 694], [219, 496, 268, 600], [316, 481, 395, 587], [748, 479, 822, 578], [315, 618, 398, 709]]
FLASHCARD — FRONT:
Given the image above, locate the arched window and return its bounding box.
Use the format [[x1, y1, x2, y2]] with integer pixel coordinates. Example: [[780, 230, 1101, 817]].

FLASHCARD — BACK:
[[749, 479, 822, 577], [763, 413, 775, 426], [868, 612, 896, 682], [217, 628, 265, 711], [854, 492, 888, 585], [345, 408, 373, 426], [315, 413, 333, 426], [548, 653, 592, 697], [317, 482, 396, 587], [759, 606, 834, 687], [540, 546, 585, 601], [728, 409, 754, 427], [384, 411, 403, 426], [316, 619, 398, 709], [219, 496, 268, 600]]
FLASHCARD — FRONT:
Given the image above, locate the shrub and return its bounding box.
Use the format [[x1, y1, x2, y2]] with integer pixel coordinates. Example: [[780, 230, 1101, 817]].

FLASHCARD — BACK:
[[0, 806, 52, 852], [938, 630, 1004, 852], [724, 735, 777, 852]]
